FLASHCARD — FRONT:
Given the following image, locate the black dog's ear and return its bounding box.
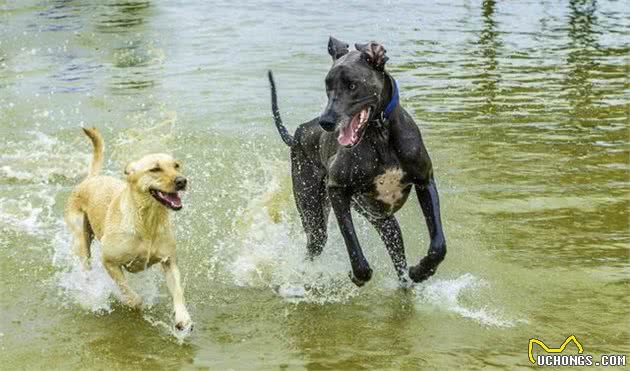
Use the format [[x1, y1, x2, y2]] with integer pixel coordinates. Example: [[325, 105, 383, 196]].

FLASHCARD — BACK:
[[355, 41, 389, 71], [328, 36, 349, 61]]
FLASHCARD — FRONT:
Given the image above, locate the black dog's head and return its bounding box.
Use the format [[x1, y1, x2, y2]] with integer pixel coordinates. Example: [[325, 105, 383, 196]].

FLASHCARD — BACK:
[[319, 36, 390, 148]]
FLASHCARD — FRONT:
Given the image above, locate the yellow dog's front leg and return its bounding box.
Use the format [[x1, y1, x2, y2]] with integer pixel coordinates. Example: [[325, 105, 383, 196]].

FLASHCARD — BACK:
[[103, 261, 143, 309], [161, 257, 192, 331]]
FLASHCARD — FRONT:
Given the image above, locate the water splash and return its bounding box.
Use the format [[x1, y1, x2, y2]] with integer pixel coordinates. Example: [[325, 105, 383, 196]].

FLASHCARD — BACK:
[[226, 158, 360, 304], [52, 229, 163, 313], [416, 273, 520, 328], [221, 157, 526, 323], [142, 312, 192, 343], [0, 197, 45, 235], [0, 130, 87, 185], [110, 110, 178, 165]]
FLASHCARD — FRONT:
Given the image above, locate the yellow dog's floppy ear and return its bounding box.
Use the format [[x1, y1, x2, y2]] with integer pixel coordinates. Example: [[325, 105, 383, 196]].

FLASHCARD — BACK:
[[124, 161, 137, 177]]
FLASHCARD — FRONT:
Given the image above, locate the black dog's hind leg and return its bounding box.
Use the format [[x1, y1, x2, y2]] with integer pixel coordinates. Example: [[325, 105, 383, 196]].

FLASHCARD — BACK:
[[291, 147, 329, 258], [409, 177, 447, 282], [328, 187, 372, 286]]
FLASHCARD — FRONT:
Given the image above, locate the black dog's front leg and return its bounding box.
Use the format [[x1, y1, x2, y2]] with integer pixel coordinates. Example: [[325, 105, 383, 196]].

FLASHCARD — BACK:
[[409, 177, 447, 283], [370, 216, 409, 284], [328, 187, 373, 286]]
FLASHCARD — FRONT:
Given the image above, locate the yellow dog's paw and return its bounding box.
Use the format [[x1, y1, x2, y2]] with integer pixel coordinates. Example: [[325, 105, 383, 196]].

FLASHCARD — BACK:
[[175, 318, 193, 333], [173, 311, 193, 333]]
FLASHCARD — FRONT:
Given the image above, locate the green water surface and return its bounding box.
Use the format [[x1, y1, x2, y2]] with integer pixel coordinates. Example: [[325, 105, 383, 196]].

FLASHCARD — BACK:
[[0, 1, 628, 370]]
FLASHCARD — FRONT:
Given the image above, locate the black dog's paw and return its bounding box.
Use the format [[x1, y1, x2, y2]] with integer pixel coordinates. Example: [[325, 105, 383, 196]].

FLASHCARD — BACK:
[[408, 257, 437, 283], [349, 272, 366, 287], [397, 273, 414, 289], [349, 266, 373, 287]]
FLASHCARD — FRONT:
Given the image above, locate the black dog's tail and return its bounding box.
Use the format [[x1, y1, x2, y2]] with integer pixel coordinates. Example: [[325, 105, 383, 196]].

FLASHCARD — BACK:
[[268, 70, 296, 147]]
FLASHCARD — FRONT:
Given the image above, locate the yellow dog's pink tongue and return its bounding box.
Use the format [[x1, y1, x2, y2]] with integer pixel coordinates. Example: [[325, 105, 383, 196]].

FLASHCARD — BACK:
[[159, 191, 182, 208], [338, 114, 359, 146]]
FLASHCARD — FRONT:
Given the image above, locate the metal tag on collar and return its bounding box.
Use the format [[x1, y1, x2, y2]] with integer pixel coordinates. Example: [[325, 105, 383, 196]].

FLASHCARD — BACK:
[[377, 111, 388, 127]]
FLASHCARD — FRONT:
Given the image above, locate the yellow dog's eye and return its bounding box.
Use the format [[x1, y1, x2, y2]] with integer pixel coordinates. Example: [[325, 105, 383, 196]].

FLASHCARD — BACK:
[[174, 163, 180, 169], [150, 167, 161, 172]]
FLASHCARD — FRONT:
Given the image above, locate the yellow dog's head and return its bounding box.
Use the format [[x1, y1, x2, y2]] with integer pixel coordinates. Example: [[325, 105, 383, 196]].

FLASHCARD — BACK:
[[124, 154, 187, 210]]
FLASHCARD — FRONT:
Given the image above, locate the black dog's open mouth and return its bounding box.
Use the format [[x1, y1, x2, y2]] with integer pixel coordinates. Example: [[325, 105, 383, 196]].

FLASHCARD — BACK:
[[150, 189, 182, 210], [337, 106, 371, 147]]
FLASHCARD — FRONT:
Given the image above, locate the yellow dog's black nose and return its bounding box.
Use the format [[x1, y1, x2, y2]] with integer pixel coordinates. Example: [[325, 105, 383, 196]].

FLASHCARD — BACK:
[[175, 176, 187, 190]]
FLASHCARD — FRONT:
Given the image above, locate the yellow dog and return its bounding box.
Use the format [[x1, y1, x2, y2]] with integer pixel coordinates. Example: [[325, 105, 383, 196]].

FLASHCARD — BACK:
[[64, 128, 192, 331]]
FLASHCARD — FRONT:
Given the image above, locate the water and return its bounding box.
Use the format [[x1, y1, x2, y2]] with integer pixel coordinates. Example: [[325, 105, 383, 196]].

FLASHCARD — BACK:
[[0, 0, 628, 369]]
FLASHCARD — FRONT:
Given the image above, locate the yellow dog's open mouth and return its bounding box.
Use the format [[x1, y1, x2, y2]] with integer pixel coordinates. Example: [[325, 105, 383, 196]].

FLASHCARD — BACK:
[[337, 106, 371, 147], [150, 189, 182, 210]]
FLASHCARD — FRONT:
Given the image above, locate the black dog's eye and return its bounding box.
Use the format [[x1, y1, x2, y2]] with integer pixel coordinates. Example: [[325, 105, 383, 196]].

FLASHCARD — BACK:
[[150, 167, 161, 173], [349, 83, 357, 90]]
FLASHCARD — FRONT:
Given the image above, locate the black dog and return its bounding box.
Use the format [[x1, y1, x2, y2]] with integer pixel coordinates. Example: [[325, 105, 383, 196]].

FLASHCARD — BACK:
[[267, 37, 446, 286]]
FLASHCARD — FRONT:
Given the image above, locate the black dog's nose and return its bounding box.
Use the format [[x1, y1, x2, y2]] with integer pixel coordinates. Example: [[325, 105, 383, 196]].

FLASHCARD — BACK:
[[174, 176, 187, 190], [319, 113, 337, 132]]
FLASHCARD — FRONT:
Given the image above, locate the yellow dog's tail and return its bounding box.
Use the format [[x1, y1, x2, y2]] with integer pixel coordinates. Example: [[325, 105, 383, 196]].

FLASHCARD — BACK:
[[82, 127, 104, 177]]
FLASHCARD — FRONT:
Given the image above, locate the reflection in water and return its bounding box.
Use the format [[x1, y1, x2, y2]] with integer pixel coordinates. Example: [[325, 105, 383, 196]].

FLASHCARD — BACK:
[[95, 1, 150, 34], [475, 0, 500, 116], [0, 49, 9, 91], [95, 1, 159, 94], [33, 0, 158, 94], [452, 0, 630, 272], [564, 0, 599, 124]]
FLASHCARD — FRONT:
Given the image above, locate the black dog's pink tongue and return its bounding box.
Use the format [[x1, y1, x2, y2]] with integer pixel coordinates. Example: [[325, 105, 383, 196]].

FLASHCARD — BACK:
[[338, 115, 359, 146], [159, 191, 182, 208]]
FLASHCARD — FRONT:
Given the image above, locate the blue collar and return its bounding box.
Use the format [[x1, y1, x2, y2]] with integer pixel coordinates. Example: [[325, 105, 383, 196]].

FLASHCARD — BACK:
[[382, 77, 399, 119]]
